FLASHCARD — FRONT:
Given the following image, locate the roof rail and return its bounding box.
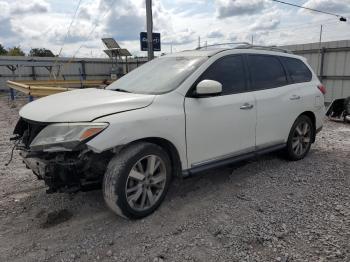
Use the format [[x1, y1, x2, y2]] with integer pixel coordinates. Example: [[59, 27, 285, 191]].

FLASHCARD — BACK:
[[196, 42, 251, 50], [236, 44, 293, 54], [195, 42, 293, 54]]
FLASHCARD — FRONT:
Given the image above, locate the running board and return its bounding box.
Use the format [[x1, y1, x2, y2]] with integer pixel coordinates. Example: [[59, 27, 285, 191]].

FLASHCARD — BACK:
[[182, 144, 286, 177]]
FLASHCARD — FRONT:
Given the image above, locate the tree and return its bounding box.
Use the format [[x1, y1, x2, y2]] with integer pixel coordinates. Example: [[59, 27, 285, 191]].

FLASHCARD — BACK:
[[0, 44, 7, 56], [29, 48, 55, 57], [7, 46, 25, 56]]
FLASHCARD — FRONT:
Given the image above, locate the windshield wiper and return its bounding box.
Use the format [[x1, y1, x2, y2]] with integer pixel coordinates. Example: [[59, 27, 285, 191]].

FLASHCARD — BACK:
[[113, 88, 132, 93]]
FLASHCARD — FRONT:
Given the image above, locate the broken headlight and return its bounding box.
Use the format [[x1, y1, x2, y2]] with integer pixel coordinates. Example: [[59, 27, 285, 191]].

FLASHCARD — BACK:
[[30, 123, 108, 152]]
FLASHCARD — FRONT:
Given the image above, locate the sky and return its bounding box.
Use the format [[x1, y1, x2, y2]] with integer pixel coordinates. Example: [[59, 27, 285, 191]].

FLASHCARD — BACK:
[[0, 0, 350, 58]]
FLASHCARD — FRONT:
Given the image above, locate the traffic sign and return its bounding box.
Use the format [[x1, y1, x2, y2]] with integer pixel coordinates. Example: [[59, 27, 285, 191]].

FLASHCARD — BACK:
[[140, 32, 161, 51]]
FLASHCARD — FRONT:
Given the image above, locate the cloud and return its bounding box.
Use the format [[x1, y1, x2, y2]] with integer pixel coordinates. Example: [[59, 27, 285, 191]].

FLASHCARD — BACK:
[[207, 29, 224, 38], [303, 0, 350, 15], [1, 0, 350, 58], [10, 0, 49, 15], [215, 0, 267, 18], [78, 7, 92, 20], [162, 29, 196, 45], [249, 11, 281, 31]]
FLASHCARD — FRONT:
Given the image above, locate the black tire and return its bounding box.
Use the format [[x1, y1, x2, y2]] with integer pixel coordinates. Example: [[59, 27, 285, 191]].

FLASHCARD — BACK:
[[344, 97, 350, 122], [103, 142, 172, 219], [344, 97, 350, 115], [285, 115, 315, 161]]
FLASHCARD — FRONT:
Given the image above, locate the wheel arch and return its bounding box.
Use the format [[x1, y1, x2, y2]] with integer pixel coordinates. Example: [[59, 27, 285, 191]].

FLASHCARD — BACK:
[[126, 137, 183, 177], [298, 111, 316, 142]]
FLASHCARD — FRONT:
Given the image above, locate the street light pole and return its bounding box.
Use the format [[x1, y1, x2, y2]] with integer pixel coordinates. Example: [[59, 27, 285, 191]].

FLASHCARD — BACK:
[[146, 0, 154, 60]]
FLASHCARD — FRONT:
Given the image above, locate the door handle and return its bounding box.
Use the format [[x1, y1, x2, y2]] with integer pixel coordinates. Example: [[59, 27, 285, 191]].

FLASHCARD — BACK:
[[240, 103, 254, 110], [290, 95, 301, 100]]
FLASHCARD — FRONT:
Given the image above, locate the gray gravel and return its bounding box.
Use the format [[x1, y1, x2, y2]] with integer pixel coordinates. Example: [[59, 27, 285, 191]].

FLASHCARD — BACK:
[[0, 95, 349, 262]]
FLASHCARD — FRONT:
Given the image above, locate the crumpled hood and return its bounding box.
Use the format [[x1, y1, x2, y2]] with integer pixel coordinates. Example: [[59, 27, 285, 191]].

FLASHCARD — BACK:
[[19, 88, 155, 122]]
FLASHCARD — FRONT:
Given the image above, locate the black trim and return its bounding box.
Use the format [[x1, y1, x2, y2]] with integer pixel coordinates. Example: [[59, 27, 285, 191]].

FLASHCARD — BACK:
[[185, 54, 248, 98], [245, 54, 289, 91], [279, 56, 312, 84], [182, 143, 286, 177]]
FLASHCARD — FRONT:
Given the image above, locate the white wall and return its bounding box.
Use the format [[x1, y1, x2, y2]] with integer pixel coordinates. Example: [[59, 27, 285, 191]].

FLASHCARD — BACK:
[[283, 40, 350, 103]]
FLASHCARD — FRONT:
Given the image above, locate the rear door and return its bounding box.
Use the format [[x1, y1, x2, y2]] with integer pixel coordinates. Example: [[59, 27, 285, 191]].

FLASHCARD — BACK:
[[247, 54, 303, 148], [185, 55, 256, 167]]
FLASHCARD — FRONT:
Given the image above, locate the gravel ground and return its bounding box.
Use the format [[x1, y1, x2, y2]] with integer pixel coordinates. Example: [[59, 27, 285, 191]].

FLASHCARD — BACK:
[[0, 95, 349, 262]]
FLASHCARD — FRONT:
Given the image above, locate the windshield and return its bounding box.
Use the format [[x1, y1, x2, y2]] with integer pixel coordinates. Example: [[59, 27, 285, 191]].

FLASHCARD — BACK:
[[107, 56, 207, 94]]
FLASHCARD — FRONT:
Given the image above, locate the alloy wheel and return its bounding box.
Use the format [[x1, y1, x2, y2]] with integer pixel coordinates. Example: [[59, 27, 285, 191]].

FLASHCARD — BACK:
[[125, 155, 167, 211], [291, 121, 311, 156]]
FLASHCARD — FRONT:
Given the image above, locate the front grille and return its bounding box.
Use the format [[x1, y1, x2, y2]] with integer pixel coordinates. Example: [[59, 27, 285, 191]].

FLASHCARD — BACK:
[[13, 118, 48, 148]]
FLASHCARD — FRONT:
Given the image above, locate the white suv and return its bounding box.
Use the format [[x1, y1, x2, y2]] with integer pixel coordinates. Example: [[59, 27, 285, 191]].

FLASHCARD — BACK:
[[13, 46, 325, 219]]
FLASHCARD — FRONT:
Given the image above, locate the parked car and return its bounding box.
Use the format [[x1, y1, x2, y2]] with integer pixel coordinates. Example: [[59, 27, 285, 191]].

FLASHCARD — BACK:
[[12, 45, 325, 219]]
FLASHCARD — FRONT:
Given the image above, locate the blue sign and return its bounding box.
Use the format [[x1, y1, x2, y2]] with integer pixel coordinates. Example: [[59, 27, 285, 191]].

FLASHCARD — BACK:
[[140, 32, 161, 51]]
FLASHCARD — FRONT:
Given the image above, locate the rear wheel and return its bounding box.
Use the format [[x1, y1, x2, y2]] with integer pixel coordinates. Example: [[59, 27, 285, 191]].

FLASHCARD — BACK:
[[285, 115, 314, 161], [103, 142, 172, 219]]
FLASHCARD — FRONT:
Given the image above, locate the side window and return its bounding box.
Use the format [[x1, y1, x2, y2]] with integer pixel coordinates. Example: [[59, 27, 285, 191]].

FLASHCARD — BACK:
[[248, 55, 288, 90], [282, 57, 312, 83], [198, 55, 246, 95]]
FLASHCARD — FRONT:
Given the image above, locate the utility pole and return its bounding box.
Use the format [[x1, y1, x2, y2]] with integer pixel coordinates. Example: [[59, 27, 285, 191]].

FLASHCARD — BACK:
[[198, 36, 201, 49], [317, 25, 323, 75], [319, 24, 323, 45], [251, 35, 254, 45], [146, 0, 154, 60]]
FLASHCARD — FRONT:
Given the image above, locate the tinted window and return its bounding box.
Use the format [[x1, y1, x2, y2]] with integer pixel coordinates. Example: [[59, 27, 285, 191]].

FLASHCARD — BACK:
[[248, 55, 288, 90], [282, 57, 312, 83], [198, 55, 246, 95]]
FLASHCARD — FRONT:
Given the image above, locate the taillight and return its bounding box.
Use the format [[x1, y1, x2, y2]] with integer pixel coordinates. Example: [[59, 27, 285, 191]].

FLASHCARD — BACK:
[[317, 84, 326, 95]]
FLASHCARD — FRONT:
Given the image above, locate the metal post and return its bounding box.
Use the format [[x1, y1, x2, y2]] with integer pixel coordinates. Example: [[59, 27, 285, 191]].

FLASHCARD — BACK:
[[81, 60, 87, 80], [319, 48, 326, 82], [31, 66, 36, 80], [29, 66, 36, 102], [126, 56, 129, 73], [146, 0, 154, 60], [7, 65, 16, 101], [317, 25, 323, 76], [10, 88, 15, 101]]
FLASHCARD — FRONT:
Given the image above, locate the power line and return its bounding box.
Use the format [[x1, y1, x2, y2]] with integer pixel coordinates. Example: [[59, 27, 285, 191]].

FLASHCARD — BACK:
[[57, 0, 118, 78], [50, 0, 83, 79], [57, 0, 83, 56], [271, 0, 347, 21]]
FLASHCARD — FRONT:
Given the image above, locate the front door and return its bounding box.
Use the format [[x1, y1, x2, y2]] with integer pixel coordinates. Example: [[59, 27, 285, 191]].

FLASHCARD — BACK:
[[185, 55, 256, 167]]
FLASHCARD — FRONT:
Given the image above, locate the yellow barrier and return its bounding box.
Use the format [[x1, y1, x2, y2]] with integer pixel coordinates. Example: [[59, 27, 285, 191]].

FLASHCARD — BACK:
[[7, 80, 112, 98], [7, 81, 72, 97]]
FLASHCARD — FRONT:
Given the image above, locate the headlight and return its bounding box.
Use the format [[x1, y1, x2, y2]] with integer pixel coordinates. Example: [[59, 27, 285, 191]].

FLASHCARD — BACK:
[[30, 123, 108, 152]]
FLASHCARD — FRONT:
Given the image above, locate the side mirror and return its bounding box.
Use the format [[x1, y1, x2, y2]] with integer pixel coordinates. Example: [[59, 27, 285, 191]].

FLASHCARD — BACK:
[[195, 80, 222, 96]]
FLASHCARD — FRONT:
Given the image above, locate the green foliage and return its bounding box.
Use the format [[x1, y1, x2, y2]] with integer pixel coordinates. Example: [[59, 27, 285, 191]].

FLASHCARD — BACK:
[[0, 44, 8, 56], [7, 46, 25, 56], [29, 48, 55, 57]]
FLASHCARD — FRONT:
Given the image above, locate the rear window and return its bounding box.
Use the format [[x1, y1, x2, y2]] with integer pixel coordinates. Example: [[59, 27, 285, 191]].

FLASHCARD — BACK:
[[247, 55, 288, 90], [282, 57, 312, 83]]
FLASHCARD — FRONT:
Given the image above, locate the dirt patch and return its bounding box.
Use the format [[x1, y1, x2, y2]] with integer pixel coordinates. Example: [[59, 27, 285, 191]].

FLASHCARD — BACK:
[[39, 209, 74, 228], [0, 96, 349, 262]]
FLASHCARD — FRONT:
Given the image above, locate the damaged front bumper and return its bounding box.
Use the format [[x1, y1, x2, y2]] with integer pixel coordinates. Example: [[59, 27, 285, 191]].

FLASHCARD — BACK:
[[12, 118, 113, 193], [20, 148, 112, 193]]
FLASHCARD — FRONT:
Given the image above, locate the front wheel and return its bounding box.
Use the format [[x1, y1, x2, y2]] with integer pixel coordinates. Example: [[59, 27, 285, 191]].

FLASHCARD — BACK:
[[285, 115, 314, 161], [103, 142, 172, 219]]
